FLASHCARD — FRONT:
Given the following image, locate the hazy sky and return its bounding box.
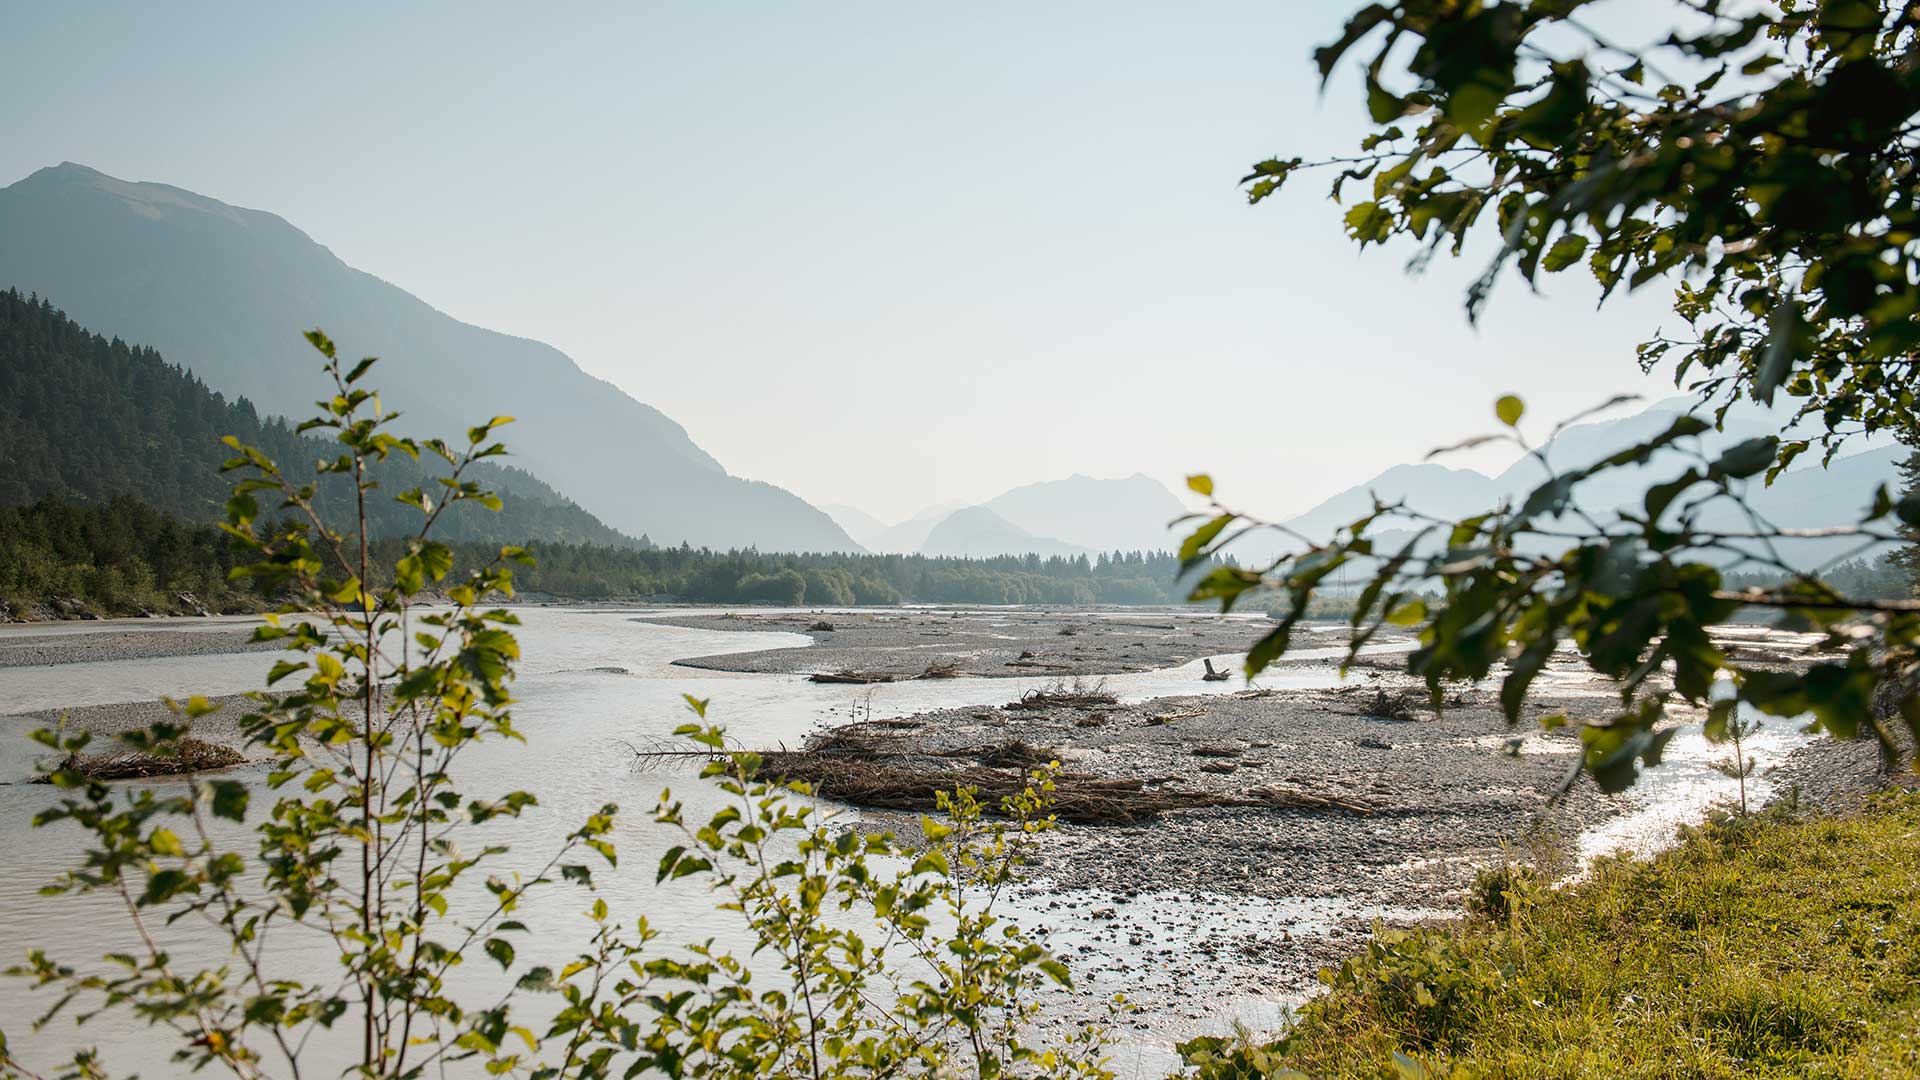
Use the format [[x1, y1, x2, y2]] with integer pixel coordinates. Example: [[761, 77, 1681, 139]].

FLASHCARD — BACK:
[[3, 2, 1679, 523]]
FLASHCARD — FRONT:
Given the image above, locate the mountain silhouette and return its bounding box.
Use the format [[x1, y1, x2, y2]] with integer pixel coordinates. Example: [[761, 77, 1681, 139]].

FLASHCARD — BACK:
[[0, 163, 860, 553]]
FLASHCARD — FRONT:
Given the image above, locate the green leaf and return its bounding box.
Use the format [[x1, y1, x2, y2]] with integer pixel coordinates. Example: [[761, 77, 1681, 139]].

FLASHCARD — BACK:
[[1314, 4, 1392, 82], [1710, 437, 1778, 481], [1541, 234, 1588, 272], [204, 779, 250, 822], [1185, 473, 1214, 497], [1179, 514, 1234, 563], [485, 938, 515, 970], [656, 845, 688, 885], [1755, 298, 1802, 404], [1385, 599, 1426, 626], [1366, 75, 1406, 124], [1495, 395, 1525, 427]]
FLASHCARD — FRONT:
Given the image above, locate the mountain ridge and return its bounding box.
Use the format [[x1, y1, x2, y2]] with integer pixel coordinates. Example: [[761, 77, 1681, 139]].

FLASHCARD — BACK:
[[0, 163, 858, 553], [1258, 397, 1903, 571]]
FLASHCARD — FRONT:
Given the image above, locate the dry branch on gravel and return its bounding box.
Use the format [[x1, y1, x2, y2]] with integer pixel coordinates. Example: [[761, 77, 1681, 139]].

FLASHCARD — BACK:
[[809, 661, 964, 684], [1006, 680, 1118, 711], [1360, 688, 1423, 722], [807, 670, 903, 684]]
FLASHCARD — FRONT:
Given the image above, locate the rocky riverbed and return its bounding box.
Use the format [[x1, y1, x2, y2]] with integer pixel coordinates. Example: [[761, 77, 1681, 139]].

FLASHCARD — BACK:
[[649, 607, 1912, 1035], [836, 681, 1614, 904], [0, 604, 1899, 1056], [646, 608, 1277, 678]]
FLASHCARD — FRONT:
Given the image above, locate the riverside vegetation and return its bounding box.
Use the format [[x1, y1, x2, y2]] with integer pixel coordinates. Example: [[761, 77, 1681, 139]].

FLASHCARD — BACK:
[[0, 495, 1198, 619], [0, 343, 1118, 1080], [1252, 795, 1920, 1079]]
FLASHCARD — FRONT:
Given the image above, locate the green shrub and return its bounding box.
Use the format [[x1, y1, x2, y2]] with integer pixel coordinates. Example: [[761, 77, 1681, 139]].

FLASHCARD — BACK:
[[1464, 863, 1540, 923], [1314, 928, 1499, 1054]]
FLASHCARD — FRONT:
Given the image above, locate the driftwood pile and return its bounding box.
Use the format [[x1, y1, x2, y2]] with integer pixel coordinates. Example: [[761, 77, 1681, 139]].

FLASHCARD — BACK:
[[1006, 684, 1118, 711], [807, 671, 900, 684], [755, 724, 1380, 825], [38, 737, 246, 782], [807, 658, 962, 684]]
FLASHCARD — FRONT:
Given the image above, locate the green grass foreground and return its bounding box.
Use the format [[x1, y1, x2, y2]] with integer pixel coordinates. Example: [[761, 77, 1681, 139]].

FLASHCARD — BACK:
[[1267, 794, 1920, 1079]]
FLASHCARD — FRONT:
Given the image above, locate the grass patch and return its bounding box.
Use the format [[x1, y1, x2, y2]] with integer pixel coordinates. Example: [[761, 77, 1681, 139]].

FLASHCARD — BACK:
[[1262, 794, 1920, 1079]]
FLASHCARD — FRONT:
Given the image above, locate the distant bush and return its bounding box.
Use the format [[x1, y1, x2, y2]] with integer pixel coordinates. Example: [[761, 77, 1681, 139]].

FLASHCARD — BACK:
[[737, 566, 807, 605], [802, 565, 856, 606], [852, 573, 902, 605]]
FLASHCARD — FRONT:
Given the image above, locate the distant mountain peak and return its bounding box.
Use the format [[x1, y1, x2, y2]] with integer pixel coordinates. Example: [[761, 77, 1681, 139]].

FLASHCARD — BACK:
[[982, 472, 1190, 553], [918, 506, 1087, 559], [828, 471, 1193, 556]]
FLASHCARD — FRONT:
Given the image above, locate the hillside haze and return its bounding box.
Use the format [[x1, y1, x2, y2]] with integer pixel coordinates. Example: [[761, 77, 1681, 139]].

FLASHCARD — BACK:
[[0, 163, 859, 553], [827, 475, 1190, 557], [916, 506, 1090, 559], [982, 473, 1189, 552]]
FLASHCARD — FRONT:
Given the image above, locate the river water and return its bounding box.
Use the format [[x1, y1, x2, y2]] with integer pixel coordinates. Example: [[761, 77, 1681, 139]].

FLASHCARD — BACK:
[[0, 608, 1810, 1076]]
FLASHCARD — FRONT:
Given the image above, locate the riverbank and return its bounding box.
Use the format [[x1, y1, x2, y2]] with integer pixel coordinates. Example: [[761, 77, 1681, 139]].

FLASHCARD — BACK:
[[807, 677, 1633, 1033], [803, 679, 1613, 906], [1270, 791, 1920, 1078]]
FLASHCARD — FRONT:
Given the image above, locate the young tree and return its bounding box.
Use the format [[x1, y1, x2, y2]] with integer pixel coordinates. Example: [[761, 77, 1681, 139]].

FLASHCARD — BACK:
[[1183, 0, 1920, 789], [1, 334, 1111, 1080]]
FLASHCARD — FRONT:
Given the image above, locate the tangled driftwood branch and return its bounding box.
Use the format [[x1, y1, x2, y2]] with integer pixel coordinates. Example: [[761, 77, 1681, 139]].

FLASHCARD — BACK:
[[1006, 681, 1118, 711], [752, 727, 1379, 825]]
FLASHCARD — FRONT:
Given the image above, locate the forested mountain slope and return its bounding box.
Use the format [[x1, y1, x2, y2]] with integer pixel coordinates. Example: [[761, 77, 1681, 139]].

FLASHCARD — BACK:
[[0, 163, 859, 552], [0, 289, 634, 546]]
